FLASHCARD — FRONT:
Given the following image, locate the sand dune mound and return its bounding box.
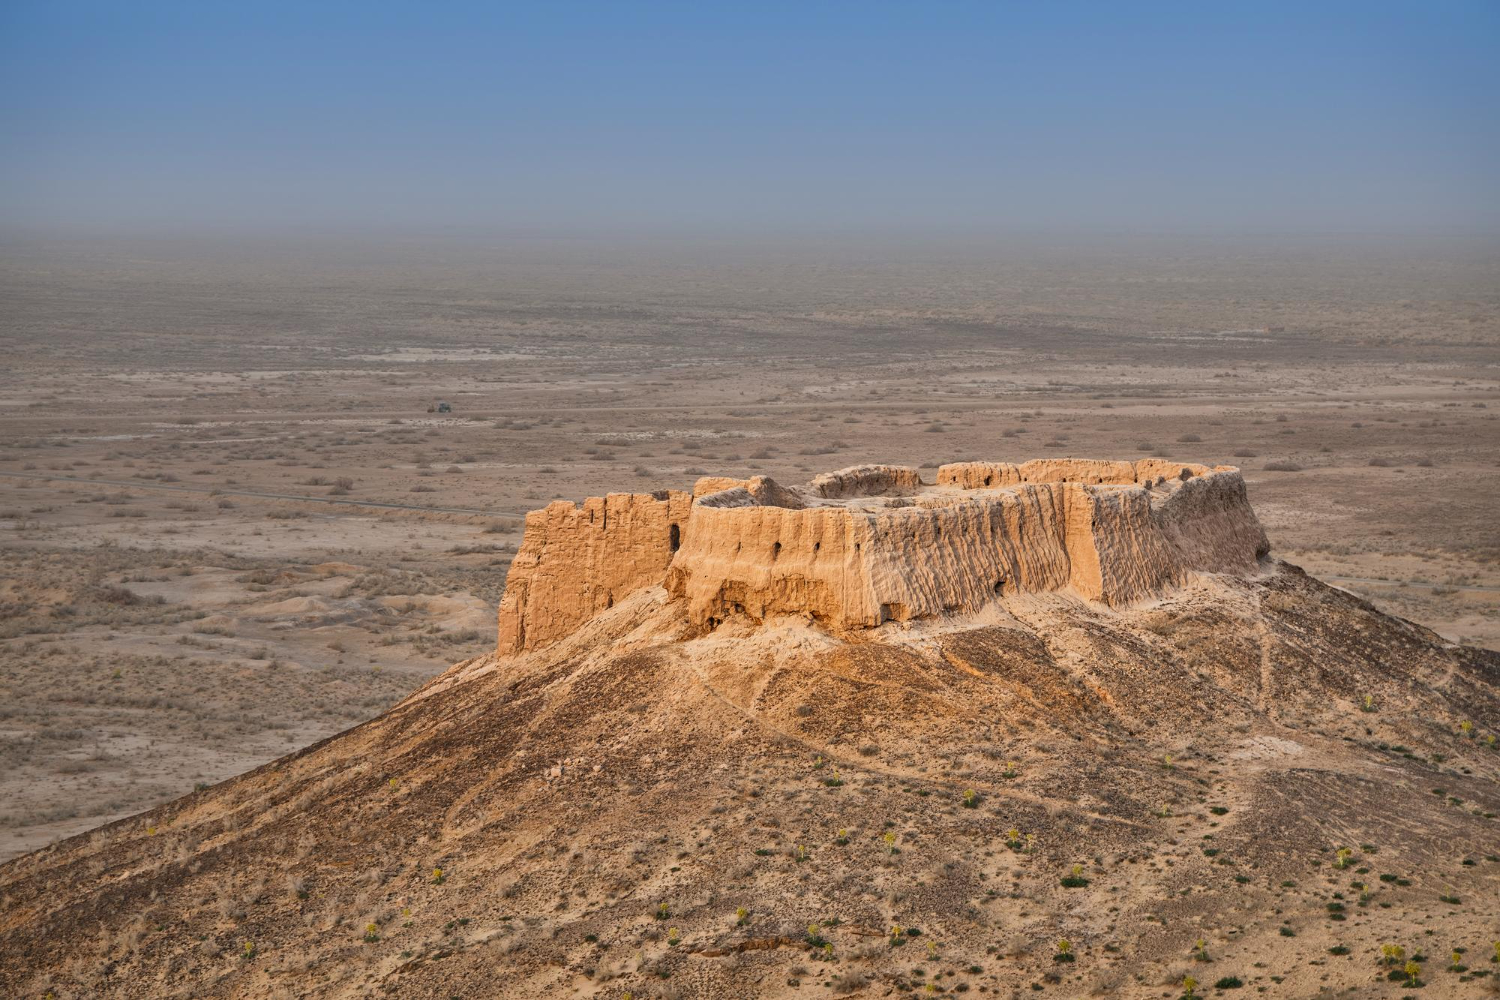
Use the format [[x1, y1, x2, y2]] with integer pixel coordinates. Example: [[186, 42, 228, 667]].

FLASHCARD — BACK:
[[2, 461, 1497, 999]]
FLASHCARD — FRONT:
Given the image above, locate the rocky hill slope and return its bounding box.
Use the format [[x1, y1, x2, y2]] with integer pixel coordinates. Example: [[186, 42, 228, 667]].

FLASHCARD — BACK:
[[2, 461, 1497, 999]]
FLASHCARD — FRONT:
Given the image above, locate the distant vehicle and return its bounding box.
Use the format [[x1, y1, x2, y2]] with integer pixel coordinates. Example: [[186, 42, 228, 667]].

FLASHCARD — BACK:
[[428, 401, 453, 414]]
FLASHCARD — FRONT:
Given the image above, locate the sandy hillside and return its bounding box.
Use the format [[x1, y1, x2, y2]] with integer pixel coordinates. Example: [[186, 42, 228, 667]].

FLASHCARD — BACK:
[[1, 461, 1496, 999]]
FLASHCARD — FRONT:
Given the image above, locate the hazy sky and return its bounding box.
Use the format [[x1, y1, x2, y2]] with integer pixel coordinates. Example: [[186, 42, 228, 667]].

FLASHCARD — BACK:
[[2, 1, 1497, 234]]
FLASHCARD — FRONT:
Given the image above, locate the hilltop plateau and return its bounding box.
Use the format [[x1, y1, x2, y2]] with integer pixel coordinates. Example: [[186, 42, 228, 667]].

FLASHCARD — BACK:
[[2, 460, 1497, 999]]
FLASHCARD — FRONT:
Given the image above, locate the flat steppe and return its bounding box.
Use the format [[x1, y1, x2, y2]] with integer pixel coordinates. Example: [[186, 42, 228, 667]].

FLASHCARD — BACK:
[[1, 232, 1496, 866]]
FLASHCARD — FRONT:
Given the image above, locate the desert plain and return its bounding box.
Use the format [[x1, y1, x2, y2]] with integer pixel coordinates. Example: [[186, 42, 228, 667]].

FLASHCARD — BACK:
[[1, 232, 1498, 998]]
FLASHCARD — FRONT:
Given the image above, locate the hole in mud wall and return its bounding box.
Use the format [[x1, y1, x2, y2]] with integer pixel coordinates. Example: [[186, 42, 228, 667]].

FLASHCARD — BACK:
[[813, 542, 821, 553], [772, 541, 782, 560], [993, 578, 1006, 595], [983, 474, 993, 486], [669, 523, 681, 551]]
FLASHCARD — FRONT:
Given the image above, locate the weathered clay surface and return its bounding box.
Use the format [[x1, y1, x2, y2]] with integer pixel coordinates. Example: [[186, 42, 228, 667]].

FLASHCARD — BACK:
[[496, 490, 693, 652], [807, 463, 923, 498], [498, 459, 1270, 651]]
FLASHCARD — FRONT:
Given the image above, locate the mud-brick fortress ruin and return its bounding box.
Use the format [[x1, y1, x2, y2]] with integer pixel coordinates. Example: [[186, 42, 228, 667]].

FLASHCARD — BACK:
[[496, 459, 1272, 653]]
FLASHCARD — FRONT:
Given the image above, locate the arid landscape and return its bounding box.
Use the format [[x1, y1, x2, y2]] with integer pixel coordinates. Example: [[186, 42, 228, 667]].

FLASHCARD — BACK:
[[1, 233, 1498, 997]]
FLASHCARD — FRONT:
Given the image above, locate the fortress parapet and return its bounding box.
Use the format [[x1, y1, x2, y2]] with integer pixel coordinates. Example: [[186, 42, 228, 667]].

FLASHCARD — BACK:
[[498, 459, 1270, 653]]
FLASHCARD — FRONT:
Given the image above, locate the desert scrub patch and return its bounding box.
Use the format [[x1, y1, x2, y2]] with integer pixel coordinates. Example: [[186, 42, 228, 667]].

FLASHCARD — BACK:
[[1060, 864, 1090, 888]]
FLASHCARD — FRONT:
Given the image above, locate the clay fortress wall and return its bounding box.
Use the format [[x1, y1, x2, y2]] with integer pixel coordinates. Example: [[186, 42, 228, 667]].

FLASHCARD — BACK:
[[496, 459, 1271, 653]]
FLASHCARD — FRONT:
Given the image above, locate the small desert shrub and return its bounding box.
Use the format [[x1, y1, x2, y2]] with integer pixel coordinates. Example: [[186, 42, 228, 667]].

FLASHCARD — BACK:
[[1263, 461, 1302, 472], [831, 972, 870, 994], [91, 585, 160, 606], [1060, 864, 1090, 888]]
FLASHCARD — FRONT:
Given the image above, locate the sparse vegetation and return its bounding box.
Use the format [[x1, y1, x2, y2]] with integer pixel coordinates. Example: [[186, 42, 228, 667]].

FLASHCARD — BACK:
[[0, 237, 1497, 1000], [1060, 864, 1091, 888]]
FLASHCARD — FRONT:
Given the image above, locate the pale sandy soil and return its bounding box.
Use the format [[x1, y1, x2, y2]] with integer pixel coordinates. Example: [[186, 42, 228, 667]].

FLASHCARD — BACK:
[[0, 232, 1496, 874]]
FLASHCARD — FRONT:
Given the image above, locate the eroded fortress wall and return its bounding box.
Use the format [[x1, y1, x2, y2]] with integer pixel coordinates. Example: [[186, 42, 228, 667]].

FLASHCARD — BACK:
[[497, 460, 1270, 653], [496, 490, 693, 653]]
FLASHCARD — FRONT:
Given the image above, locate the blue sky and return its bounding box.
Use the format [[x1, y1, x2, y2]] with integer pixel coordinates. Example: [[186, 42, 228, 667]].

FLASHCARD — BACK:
[[2, 1, 1496, 233]]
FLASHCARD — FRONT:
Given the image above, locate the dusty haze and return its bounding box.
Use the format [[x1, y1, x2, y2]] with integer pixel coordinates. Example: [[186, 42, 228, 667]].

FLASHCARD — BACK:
[[1, 230, 1497, 860]]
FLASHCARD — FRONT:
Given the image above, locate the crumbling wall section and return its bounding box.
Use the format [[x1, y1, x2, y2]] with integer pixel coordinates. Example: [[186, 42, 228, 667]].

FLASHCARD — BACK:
[[937, 458, 1213, 489], [497, 490, 693, 653], [497, 461, 1271, 654], [809, 464, 923, 498]]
